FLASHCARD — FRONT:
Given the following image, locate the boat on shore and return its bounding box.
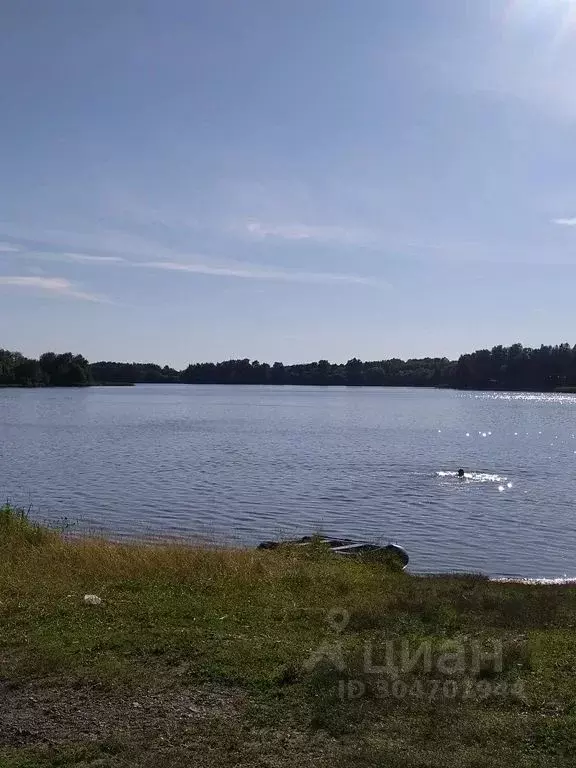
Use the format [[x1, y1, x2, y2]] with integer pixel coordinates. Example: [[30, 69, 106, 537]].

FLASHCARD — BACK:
[[257, 536, 409, 569]]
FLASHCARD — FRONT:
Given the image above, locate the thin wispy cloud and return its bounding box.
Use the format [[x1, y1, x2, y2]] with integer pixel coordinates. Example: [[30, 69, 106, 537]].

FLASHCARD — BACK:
[[0, 236, 128, 264], [0, 276, 109, 303], [139, 260, 381, 286], [0, 224, 173, 262], [0, 229, 382, 287], [59, 252, 127, 263], [552, 217, 576, 227], [244, 219, 375, 246]]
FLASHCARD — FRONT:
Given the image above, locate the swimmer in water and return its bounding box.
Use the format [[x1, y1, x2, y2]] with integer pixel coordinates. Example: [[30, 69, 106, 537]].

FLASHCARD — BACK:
[[458, 468, 465, 478]]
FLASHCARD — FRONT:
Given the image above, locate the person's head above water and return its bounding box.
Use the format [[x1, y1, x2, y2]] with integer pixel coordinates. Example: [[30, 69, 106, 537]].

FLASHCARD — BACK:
[[458, 468, 465, 478]]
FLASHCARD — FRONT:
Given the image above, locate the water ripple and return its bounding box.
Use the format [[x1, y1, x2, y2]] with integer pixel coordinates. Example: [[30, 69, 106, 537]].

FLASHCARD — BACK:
[[2, 384, 576, 579]]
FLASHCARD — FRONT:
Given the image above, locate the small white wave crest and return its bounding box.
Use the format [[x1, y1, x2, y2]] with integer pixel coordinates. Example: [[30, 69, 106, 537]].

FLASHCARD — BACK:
[[492, 577, 576, 585], [436, 471, 507, 483]]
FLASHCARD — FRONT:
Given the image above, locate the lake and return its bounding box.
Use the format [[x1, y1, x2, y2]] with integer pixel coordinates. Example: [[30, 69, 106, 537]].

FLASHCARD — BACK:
[[1, 384, 575, 579]]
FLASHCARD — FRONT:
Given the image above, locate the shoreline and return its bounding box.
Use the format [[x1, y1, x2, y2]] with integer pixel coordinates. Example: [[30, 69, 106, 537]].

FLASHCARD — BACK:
[[0, 503, 574, 764], [63, 528, 576, 584], [10, 512, 573, 584], [1, 381, 575, 394]]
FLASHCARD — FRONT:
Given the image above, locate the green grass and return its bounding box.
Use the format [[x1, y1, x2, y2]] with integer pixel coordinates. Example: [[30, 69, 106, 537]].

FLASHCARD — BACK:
[[0, 504, 575, 766]]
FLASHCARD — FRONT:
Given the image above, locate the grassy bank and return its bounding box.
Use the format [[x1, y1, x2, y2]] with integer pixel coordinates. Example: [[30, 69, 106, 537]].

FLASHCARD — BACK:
[[0, 505, 574, 767]]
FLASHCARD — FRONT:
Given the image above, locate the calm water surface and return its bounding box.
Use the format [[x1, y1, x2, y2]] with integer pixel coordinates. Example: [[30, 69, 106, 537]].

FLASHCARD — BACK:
[[1, 384, 576, 579]]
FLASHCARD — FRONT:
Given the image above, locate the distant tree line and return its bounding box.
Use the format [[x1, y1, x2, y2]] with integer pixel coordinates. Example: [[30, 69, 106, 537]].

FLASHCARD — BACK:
[[179, 357, 453, 387], [0, 350, 92, 387], [90, 361, 179, 385], [0, 352, 181, 387], [2, 343, 576, 391], [180, 344, 576, 390]]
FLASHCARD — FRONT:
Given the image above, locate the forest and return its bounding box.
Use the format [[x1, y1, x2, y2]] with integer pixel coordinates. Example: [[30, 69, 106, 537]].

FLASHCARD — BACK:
[[1, 343, 576, 391]]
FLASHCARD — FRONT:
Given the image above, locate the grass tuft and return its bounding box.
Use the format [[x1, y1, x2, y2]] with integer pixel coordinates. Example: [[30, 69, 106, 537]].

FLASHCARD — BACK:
[[0, 504, 50, 546]]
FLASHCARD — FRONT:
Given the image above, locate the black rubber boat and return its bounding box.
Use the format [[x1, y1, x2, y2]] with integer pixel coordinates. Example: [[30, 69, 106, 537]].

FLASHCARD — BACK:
[[257, 536, 409, 569]]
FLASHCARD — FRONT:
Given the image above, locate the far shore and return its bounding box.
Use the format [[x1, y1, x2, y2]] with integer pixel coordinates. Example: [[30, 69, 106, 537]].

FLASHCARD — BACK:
[[1, 381, 575, 394]]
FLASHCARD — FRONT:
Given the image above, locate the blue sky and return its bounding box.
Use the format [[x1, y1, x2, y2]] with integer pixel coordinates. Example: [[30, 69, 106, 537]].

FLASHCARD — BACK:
[[3, 0, 576, 366]]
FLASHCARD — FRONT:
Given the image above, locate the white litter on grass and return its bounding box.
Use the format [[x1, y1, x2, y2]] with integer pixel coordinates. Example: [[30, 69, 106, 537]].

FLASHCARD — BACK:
[[84, 594, 102, 605]]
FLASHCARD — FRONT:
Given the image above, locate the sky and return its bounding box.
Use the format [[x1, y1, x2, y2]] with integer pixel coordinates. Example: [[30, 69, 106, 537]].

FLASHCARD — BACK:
[[3, 0, 576, 366]]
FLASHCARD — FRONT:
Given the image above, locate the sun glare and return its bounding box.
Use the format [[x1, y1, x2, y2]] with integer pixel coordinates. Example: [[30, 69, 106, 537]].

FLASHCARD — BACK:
[[507, 0, 576, 40]]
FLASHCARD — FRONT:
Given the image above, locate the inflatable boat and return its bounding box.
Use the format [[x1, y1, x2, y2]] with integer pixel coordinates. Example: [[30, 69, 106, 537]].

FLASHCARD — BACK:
[[257, 536, 409, 569]]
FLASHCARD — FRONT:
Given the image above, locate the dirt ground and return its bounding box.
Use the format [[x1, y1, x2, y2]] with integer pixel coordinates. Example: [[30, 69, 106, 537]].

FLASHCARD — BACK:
[[0, 680, 338, 767]]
